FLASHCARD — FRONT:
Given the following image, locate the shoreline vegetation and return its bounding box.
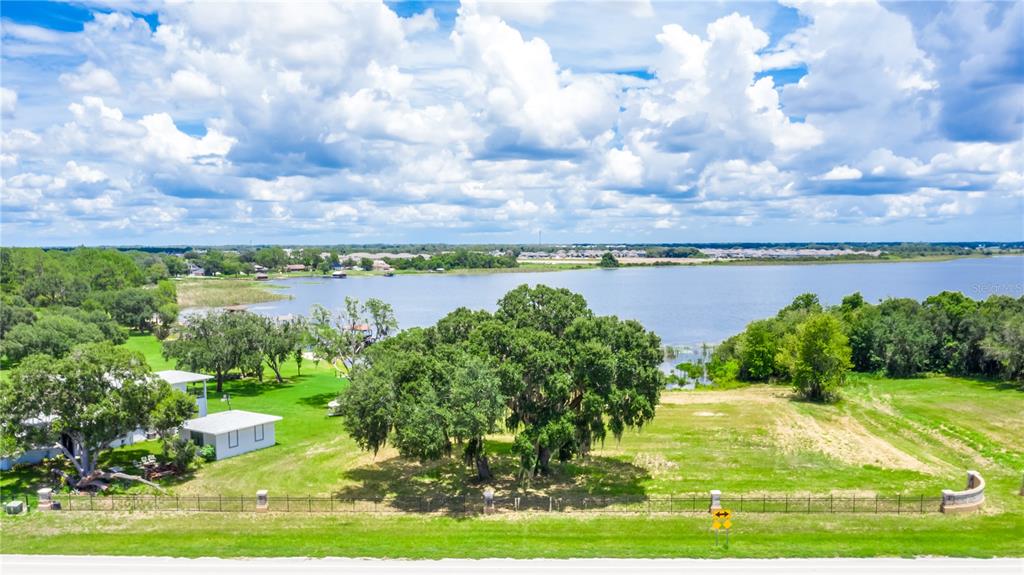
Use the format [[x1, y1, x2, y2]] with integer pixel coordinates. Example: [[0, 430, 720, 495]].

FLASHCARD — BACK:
[[175, 278, 291, 309]]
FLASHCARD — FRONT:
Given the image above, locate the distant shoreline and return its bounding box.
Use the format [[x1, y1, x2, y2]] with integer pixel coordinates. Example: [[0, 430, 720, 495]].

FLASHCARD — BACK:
[[176, 253, 1014, 310]]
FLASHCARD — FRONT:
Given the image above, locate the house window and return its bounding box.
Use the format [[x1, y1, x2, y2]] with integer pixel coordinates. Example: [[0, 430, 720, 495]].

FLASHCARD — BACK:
[[254, 424, 265, 442], [228, 430, 239, 448]]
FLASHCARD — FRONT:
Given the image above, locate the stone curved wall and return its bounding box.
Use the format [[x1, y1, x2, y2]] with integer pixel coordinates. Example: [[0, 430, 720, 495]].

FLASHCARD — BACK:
[[940, 470, 985, 514]]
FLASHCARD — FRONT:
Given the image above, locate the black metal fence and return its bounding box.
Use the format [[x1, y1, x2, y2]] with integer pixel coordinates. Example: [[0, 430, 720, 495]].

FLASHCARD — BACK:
[[1, 492, 944, 515]]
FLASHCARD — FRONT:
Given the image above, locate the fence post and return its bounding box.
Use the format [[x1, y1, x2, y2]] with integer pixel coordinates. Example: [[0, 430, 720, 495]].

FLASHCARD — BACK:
[[739, 495, 743, 512], [852, 494, 856, 513], [548, 496, 552, 512], [875, 495, 879, 513], [763, 495, 766, 513], [897, 494, 901, 515], [308, 495, 312, 513], [830, 494, 833, 514], [785, 495, 788, 513], [919, 494, 924, 513], [807, 495, 811, 513]]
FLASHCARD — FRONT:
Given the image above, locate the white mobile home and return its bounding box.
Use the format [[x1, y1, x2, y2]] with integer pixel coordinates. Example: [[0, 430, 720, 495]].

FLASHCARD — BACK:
[[180, 410, 281, 461]]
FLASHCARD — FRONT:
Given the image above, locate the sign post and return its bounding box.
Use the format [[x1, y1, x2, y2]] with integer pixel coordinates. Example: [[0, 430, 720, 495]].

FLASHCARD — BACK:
[[710, 508, 733, 548]]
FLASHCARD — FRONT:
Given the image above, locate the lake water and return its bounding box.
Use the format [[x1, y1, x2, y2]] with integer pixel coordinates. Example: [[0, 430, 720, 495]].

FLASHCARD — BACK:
[[242, 256, 1024, 354]]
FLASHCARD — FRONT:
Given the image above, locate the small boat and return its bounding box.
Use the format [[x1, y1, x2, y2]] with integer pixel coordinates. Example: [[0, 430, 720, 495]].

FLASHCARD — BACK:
[[331, 270, 347, 279], [384, 271, 394, 277]]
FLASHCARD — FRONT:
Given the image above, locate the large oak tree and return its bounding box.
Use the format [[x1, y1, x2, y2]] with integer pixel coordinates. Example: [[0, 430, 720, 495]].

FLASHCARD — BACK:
[[337, 285, 664, 480], [0, 343, 192, 487]]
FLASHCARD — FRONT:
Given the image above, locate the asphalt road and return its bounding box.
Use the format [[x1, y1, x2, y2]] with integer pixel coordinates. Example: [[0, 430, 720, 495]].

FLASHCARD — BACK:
[[2, 556, 1022, 575]]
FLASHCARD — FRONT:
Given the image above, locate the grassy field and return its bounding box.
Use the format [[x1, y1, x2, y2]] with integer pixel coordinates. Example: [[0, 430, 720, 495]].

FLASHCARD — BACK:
[[4, 512, 1023, 558], [2, 335, 1022, 558], [175, 278, 290, 308]]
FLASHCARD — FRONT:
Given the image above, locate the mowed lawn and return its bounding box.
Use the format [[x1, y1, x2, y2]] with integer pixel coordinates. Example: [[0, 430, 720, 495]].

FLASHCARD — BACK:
[[2, 335, 1022, 558]]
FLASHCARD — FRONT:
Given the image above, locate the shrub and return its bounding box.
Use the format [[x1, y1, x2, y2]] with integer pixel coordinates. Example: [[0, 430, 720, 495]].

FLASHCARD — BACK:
[[199, 445, 216, 462], [166, 435, 199, 472]]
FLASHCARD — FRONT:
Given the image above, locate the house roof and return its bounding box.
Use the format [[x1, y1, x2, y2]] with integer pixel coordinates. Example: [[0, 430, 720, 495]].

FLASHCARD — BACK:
[[156, 370, 213, 385], [183, 410, 282, 435]]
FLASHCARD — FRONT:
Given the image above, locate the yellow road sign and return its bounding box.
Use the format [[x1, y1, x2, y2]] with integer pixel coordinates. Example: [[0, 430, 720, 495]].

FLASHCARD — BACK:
[[712, 521, 721, 530], [723, 520, 732, 529], [711, 509, 732, 520]]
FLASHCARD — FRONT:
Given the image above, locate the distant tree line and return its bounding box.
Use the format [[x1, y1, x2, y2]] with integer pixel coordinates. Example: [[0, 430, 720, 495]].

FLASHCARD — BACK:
[[386, 249, 518, 271], [711, 291, 1024, 400]]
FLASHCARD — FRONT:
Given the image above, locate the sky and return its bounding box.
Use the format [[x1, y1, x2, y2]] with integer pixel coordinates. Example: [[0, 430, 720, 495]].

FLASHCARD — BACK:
[[0, 0, 1021, 246]]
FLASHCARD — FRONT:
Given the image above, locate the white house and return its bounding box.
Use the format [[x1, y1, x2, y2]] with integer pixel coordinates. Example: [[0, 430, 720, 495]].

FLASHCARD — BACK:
[[155, 370, 212, 417], [180, 410, 281, 460]]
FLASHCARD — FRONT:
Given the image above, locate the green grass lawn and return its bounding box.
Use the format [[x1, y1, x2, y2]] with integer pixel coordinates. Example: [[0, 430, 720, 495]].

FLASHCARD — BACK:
[[2, 335, 1022, 558], [3, 511, 1022, 559]]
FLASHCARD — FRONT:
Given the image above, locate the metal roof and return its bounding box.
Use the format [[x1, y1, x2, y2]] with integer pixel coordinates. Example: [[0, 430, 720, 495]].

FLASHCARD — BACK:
[[156, 370, 214, 385], [182, 410, 282, 435]]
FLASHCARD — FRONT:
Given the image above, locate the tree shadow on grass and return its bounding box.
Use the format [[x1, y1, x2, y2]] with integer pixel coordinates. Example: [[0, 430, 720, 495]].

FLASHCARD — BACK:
[[296, 392, 338, 409], [331, 441, 652, 516], [221, 378, 295, 398]]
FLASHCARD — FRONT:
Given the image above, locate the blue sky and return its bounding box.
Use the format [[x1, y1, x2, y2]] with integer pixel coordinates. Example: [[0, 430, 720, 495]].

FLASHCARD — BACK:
[[0, 0, 1021, 246]]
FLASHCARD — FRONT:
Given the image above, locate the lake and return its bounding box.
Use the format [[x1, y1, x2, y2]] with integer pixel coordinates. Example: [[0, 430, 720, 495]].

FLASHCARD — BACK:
[[242, 256, 1024, 354]]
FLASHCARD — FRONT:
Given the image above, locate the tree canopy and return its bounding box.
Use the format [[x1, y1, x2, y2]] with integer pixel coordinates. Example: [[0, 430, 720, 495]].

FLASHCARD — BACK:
[[711, 291, 1024, 393], [599, 252, 620, 268], [337, 284, 665, 480], [0, 343, 190, 484]]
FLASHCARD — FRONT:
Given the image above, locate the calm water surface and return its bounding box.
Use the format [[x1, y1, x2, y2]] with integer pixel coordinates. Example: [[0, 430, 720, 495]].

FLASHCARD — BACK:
[[244, 256, 1024, 350]]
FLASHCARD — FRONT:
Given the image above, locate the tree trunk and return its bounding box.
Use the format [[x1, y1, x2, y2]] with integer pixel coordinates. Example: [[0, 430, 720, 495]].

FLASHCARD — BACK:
[[76, 470, 166, 492], [475, 454, 493, 481], [270, 361, 283, 383], [536, 446, 552, 476], [215, 372, 224, 394]]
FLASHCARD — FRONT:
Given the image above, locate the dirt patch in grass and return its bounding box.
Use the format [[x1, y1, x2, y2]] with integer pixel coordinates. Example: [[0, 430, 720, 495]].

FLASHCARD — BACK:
[[660, 386, 790, 405], [773, 410, 938, 474]]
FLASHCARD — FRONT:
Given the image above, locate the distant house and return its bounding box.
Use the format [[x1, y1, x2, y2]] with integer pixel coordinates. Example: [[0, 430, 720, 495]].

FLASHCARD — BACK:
[[187, 262, 205, 277], [253, 264, 268, 272], [286, 264, 306, 272], [372, 260, 393, 272], [180, 410, 282, 460]]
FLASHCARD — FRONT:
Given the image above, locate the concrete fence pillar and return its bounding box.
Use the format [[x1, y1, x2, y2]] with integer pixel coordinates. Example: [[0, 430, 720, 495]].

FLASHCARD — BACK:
[[256, 489, 268, 513], [709, 489, 722, 512], [37, 488, 54, 511]]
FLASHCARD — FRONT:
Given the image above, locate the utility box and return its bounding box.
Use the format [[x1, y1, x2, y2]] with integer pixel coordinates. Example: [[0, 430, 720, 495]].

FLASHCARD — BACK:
[[5, 500, 24, 515], [37, 488, 54, 511], [709, 489, 722, 511]]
